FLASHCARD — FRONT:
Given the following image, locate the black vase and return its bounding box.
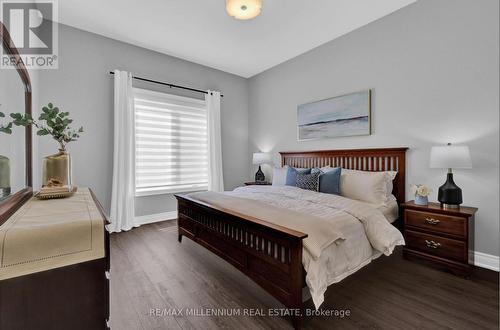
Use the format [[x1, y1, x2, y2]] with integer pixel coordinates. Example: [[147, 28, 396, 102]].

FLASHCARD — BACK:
[[438, 172, 462, 209], [255, 165, 265, 182]]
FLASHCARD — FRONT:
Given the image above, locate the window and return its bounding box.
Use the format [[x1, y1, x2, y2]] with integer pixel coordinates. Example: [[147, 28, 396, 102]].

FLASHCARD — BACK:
[[134, 88, 208, 196]]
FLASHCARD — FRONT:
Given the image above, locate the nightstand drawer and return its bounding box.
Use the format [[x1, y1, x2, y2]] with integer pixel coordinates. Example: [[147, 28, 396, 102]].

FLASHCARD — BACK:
[[405, 230, 467, 262], [405, 210, 467, 238]]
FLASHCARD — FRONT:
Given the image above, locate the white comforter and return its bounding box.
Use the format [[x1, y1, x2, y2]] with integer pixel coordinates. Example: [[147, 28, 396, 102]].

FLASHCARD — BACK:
[[226, 185, 405, 308]]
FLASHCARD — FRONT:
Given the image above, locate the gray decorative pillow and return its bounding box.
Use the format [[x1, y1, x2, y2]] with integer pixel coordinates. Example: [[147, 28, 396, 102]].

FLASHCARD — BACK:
[[295, 171, 320, 192]]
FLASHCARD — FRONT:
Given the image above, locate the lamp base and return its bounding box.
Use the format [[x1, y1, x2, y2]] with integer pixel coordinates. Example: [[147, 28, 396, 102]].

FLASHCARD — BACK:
[[441, 203, 460, 210], [255, 165, 265, 182], [438, 172, 462, 207]]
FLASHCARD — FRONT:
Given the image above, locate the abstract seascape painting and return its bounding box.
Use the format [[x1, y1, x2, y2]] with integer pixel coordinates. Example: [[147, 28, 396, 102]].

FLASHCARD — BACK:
[[297, 90, 371, 140]]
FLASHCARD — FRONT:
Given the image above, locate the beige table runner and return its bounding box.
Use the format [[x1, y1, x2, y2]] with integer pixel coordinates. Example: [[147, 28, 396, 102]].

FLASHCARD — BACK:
[[0, 187, 105, 280]]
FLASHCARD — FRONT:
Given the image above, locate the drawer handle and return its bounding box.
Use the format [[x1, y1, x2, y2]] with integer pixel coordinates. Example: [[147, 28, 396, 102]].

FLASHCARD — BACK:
[[425, 240, 441, 249], [425, 217, 440, 225]]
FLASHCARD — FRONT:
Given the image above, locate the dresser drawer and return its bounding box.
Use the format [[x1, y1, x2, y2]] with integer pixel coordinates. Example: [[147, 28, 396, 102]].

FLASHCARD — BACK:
[[405, 209, 467, 238], [405, 230, 467, 263]]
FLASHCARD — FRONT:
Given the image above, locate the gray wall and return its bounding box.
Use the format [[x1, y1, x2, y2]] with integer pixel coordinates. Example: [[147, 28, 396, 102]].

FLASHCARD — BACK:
[[37, 24, 250, 216], [248, 0, 499, 256]]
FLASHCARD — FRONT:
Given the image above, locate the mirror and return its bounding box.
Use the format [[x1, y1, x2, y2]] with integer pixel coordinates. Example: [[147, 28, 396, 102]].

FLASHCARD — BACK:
[[0, 60, 26, 200], [0, 22, 33, 225]]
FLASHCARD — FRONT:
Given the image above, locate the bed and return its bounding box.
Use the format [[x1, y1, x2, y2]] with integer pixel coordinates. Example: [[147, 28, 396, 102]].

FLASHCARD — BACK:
[[175, 147, 408, 329]]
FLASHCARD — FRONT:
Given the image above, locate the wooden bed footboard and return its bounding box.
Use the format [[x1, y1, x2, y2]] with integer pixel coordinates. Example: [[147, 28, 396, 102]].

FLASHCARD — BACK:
[[175, 194, 308, 329]]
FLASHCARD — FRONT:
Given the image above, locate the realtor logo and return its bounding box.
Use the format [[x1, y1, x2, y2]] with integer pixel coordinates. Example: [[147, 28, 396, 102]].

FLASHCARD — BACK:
[[1, 0, 58, 69]]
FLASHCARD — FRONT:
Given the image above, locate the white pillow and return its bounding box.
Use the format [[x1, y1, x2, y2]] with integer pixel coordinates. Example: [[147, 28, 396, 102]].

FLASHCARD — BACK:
[[342, 169, 397, 196], [340, 169, 396, 205], [385, 170, 397, 197], [272, 165, 289, 186]]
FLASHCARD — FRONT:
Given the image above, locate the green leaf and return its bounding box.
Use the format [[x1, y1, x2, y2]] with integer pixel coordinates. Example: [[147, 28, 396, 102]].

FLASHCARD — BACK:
[[37, 129, 49, 136], [0, 123, 12, 134], [0, 127, 12, 134], [0, 112, 4, 118], [48, 103, 53, 108]]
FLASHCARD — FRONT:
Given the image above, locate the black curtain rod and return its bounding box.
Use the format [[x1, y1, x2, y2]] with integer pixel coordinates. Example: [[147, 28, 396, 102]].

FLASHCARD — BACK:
[[109, 71, 223, 97]]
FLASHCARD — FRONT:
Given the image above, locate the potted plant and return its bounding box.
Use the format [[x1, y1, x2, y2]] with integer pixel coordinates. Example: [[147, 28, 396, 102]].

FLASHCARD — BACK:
[[410, 184, 431, 206], [10, 103, 83, 187]]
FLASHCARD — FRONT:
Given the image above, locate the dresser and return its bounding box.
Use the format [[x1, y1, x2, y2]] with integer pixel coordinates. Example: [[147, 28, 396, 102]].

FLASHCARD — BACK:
[[0, 188, 110, 329], [402, 201, 477, 276]]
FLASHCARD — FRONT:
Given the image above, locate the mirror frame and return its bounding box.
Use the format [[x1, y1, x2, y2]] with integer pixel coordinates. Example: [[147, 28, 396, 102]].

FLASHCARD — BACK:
[[0, 21, 33, 226]]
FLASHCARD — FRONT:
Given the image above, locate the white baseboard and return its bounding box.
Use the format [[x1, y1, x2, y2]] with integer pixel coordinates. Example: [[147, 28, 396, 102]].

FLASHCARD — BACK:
[[470, 251, 499, 272], [134, 211, 177, 226]]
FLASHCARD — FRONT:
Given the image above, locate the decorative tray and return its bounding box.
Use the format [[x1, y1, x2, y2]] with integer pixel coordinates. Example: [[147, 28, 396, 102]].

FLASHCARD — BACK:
[[34, 186, 78, 200]]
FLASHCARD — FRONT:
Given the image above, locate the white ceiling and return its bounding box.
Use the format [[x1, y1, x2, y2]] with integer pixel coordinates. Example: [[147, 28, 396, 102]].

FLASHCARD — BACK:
[[58, 0, 416, 78]]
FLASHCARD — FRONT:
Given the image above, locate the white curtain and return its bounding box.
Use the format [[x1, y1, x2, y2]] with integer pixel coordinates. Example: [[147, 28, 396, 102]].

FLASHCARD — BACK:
[[109, 70, 136, 233], [206, 91, 224, 192]]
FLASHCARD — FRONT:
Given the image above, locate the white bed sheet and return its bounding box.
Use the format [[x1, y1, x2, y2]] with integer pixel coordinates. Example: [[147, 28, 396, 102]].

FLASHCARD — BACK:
[[376, 194, 399, 223], [226, 185, 404, 308]]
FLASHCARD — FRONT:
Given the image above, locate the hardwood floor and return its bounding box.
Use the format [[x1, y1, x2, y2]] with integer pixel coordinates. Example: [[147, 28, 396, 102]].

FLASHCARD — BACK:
[[110, 221, 498, 330]]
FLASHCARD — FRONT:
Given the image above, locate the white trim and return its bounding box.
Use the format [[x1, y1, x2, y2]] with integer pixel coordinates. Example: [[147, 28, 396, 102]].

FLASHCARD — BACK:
[[469, 251, 499, 272], [134, 211, 177, 226]]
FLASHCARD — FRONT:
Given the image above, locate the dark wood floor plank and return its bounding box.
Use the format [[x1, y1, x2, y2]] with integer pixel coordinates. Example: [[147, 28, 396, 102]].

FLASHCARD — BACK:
[[111, 228, 183, 330], [136, 222, 291, 329], [109, 239, 145, 330], [110, 221, 499, 330]]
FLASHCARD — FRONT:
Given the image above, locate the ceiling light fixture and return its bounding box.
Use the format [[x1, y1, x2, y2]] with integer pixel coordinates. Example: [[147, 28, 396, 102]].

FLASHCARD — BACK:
[[226, 0, 262, 20]]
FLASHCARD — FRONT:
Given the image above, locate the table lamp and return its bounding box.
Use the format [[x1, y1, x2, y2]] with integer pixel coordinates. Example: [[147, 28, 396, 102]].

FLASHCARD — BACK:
[[430, 143, 472, 209], [252, 152, 271, 182]]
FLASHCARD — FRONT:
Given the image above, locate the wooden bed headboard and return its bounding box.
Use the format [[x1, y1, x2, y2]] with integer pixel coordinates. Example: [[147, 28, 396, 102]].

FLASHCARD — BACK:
[[280, 147, 408, 204]]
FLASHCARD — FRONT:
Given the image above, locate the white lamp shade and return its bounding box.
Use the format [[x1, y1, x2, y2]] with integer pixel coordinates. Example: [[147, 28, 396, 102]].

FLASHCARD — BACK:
[[252, 152, 271, 165], [226, 0, 262, 20], [430, 145, 472, 169]]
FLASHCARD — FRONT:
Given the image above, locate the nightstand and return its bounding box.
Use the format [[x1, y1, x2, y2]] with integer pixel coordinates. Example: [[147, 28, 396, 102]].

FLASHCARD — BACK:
[[402, 201, 477, 276], [244, 181, 271, 186]]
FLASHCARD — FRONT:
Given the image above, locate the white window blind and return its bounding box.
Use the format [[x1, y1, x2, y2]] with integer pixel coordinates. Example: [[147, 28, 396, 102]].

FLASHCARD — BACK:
[[134, 88, 208, 196]]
